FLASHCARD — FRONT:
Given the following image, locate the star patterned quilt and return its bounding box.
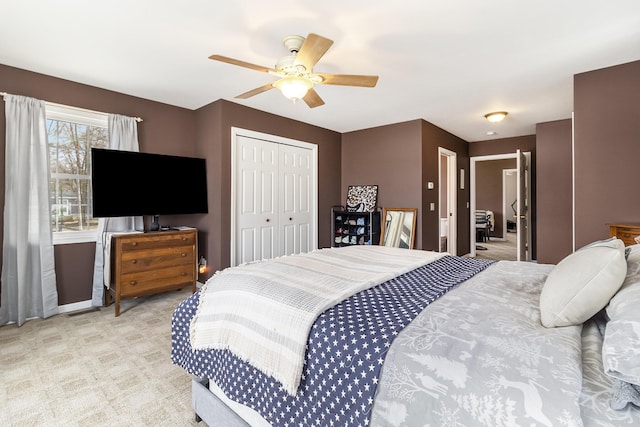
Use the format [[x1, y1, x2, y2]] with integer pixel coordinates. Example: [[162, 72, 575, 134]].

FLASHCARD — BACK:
[[172, 253, 494, 426]]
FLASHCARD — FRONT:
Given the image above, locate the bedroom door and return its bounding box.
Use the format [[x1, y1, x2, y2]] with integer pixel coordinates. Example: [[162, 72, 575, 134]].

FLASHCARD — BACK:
[[232, 128, 318, 266], [516, 149, 530, 261], [438, 147, 457, 255]]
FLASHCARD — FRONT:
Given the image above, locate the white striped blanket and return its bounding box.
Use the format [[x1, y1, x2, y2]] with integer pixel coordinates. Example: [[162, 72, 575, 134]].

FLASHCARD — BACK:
[[189, 245, 444, 395]]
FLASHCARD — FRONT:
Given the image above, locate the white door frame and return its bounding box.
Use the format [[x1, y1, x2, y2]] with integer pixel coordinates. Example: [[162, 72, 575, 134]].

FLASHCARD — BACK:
[[470, 152, 531, 259], [230, 127, 318, 266], [438, 147, 457, 255]]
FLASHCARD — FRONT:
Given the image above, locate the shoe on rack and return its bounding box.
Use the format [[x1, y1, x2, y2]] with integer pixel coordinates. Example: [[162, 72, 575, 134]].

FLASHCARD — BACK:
[[342, 236, 350, 243], [356, 217, 365, 225]]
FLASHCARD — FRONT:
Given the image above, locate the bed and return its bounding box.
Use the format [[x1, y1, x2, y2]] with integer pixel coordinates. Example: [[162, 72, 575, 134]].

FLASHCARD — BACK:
[[171, 241, 640, 426]]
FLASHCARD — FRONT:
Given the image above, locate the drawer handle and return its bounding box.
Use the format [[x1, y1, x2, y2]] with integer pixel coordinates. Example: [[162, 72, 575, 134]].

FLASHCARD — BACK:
[[131, 242, 137, 246], [182, 237, 187, 241], [130, 280, 137, 286], [131, 259, 137, 264], [181, 253, 187, 257], [181, 272, 186, 276]]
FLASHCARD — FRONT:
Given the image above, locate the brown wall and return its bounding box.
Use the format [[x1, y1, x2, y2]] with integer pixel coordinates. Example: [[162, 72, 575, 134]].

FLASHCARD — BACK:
[[341, 119, 471, 254], [341, 120, 423, 248], [0, 65, 341, 303], [421, 121, 470, 255], [10, 58, 635, 305], [573, 60, 640, 247], [195, 100, 342, 276], [476, 158, 517, 239], [536, 119, 573, 264], [469, 135, 537, 259], [0, 64, 196, 304]]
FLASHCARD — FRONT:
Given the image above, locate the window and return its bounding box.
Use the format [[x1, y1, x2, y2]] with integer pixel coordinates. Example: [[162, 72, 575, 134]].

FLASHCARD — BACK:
[[46, 104, 108, 244]]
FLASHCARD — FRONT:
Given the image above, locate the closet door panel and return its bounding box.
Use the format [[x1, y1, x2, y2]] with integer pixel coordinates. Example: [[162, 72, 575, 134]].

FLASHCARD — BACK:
[[279, 144, 313, 256], [236, 136, 278, 264]]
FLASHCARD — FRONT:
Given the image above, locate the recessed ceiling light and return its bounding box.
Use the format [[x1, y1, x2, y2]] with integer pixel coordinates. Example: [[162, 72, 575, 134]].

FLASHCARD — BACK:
[[486, 131, 497, 136], [484, 111, 508, 123]]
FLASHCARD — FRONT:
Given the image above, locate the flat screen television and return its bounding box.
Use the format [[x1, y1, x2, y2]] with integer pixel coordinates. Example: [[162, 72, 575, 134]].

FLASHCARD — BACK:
[[91, 148, 208, 222]]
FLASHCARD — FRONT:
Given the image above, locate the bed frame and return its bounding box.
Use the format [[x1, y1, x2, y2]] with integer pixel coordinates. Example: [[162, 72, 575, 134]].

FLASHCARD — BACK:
[[192, 378, 249, 426]]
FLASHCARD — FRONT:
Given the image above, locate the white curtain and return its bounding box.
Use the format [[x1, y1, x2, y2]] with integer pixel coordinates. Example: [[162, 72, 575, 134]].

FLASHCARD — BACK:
[[0, 94, 59, 326], [91, 114, 143, 306]]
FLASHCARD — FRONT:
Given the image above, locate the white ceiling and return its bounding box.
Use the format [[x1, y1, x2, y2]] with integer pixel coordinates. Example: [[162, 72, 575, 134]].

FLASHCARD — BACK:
[[1, 1, 639, 141]]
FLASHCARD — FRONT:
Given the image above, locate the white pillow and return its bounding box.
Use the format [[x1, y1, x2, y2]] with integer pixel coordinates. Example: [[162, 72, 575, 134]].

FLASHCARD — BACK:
[[540, 238, 627, 328], [603, 244, 640, 386]]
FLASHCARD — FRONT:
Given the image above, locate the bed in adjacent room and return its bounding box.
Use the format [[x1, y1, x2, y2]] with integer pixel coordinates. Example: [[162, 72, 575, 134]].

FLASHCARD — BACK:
[[171, 241, 640, 426]]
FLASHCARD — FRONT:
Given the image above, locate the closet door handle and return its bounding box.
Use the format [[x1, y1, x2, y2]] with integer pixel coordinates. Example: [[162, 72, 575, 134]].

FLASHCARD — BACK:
[[266, 218, 270, 222], [289, 217, 293, 221]]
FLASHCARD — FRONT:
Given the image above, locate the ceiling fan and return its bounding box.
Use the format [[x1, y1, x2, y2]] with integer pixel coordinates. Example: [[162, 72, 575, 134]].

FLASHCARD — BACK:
[[209, 33, 379, 108]]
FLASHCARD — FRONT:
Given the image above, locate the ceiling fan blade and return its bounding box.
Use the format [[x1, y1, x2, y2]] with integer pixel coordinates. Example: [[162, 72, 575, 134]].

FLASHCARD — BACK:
[[295, 33, 334, 71], [235, 82, 275, 99], [302, 88, 325, 108], [209, 54, 274, 73], [317, 73, 379, 87]]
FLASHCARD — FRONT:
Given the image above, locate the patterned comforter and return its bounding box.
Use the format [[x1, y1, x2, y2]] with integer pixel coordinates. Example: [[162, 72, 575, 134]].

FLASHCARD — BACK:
[[172, 254, 493, 426], [189, 245, 443, 395], [173, 255, 640, 426], [370, 260, 640, 426]]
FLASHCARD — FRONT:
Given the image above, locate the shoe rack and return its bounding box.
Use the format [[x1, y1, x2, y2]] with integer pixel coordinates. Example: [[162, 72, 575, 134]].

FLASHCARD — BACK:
[[331, 206, 381, 247]]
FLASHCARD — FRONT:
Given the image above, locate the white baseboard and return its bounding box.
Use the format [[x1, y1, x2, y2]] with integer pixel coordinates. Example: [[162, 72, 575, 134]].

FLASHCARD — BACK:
[[58, 283, 204, 314], [58, 299, 93, 314]]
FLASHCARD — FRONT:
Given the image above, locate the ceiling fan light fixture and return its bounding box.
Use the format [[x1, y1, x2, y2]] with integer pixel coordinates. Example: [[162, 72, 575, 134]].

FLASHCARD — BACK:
[[484, 111, 508, 123], [274, 76, 312, 101]]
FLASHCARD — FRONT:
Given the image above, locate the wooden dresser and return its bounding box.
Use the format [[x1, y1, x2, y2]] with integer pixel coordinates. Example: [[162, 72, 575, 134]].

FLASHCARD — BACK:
[[609, 224, 640, 247], [106, 228, 197, 316]]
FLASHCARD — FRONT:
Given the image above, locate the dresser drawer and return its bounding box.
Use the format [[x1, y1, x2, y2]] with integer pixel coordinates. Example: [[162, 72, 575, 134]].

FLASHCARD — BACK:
[[119, 246, 195, 274], [120, 232, 195, 252], [119, 264, 195, 296]]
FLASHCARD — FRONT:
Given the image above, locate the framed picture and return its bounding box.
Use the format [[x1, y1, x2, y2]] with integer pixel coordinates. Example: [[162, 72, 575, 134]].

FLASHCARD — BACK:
[[346, 185, 378, 212]]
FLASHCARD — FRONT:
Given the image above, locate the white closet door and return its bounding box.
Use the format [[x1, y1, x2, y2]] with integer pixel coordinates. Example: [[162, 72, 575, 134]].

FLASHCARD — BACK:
[[235, 135, 278, 264], [279, 143, 313, 256], [232, 130, 317, 266]]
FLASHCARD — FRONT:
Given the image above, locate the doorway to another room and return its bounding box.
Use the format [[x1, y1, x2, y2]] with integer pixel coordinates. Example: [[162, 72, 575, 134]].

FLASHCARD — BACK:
[[470, 151, 531, 261], [438, 147, 457, 255]]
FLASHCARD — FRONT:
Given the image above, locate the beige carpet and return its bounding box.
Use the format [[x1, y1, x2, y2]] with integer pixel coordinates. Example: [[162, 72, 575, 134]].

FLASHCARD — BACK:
[[474, 231, 518, 261], [0, 289, 201, 427]]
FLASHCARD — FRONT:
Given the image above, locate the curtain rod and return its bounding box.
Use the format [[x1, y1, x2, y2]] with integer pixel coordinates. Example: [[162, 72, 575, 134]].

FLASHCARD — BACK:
[[0, 92, 143, 122]]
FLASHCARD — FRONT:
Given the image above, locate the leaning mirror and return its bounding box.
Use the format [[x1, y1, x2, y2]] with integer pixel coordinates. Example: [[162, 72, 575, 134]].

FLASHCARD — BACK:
[[380, 208, 417, 249]]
